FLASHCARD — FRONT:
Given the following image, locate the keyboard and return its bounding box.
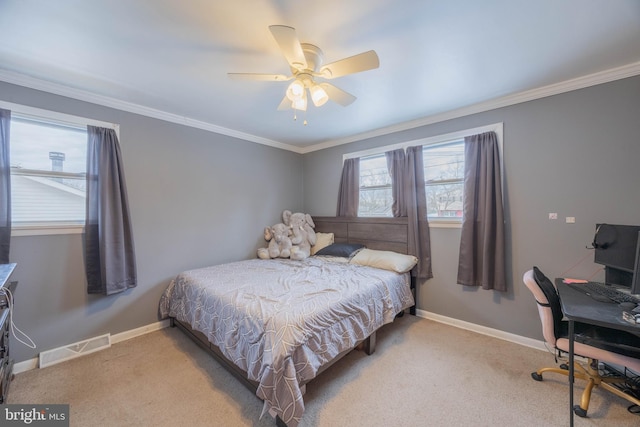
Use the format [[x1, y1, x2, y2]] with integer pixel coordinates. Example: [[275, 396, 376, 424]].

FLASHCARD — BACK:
[[583, 281, 640, 304]]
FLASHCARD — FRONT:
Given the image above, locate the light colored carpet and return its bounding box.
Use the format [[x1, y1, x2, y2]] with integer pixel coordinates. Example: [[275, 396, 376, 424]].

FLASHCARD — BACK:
[[7, 315, 640, 426]]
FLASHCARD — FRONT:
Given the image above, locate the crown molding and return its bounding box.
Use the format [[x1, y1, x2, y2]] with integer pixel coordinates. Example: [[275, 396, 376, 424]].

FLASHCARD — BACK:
[[0, 69, 304, 154], [299, 60, 640, 153], [2, 61, 639, 156]]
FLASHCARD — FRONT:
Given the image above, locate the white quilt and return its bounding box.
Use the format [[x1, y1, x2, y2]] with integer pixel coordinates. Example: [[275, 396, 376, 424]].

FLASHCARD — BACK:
[[159, 256, 413, 426]]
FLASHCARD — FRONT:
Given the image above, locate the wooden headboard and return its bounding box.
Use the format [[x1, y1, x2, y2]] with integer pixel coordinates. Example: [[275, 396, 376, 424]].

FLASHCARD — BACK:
[[313, 216, 409, 254]]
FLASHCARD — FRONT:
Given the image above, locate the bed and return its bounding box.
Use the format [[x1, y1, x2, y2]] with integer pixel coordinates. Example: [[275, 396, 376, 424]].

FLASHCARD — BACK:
[[159, 216, 416, 427]]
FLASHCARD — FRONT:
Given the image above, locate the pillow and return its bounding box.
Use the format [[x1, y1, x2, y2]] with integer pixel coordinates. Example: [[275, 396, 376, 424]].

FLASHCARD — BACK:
[[315, 243, 365, 258], [350, 248, 418, 273], [310, 232, 334, 255], [315, 255, 349, 264]]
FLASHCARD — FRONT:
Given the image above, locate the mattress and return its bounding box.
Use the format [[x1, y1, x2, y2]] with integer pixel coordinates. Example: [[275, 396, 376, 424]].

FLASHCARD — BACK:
[[159, 256, 414, 426]]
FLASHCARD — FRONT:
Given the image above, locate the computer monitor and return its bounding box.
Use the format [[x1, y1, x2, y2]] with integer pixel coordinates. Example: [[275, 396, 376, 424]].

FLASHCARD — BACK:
[[593, 223, 640, 295]]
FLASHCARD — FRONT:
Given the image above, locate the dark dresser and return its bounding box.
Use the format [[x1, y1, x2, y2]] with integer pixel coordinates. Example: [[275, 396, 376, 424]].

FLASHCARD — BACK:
[[0, 263, 17, 404]]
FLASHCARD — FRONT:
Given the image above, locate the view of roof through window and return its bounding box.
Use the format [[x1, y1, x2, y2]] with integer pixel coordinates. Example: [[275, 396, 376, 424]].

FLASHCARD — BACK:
[[11, 117, 86, 172], [10, 116, 87, 225]]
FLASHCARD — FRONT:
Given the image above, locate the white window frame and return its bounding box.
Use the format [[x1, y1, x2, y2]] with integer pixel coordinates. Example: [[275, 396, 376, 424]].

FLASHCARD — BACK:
[[344, 122, 504, 228], [0, 101, 119, 237]]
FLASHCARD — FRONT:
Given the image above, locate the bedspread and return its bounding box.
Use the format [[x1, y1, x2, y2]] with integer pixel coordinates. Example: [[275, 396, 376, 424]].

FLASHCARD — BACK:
[[159, 256, 413, 426]]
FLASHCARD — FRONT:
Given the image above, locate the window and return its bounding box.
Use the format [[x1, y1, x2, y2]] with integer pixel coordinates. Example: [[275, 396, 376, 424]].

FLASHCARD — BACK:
[[11, 116, 87, 228], [358, 154, 392, 217], [423, 141, 464, 219], [357, 141, 464, 219], [1, 102, 119, 235], [351, 123, 503, 226]]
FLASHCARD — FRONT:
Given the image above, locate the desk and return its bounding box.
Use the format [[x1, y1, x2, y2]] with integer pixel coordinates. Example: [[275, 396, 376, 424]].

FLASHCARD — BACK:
[[555, 279, 640, 426]]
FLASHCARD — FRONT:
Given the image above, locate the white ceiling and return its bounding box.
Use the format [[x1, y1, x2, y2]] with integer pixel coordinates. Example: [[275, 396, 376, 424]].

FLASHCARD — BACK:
[[1, 0, 639, 153]]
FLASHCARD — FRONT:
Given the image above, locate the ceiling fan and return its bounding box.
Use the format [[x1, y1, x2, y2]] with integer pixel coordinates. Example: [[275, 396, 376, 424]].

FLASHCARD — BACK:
[[228, 25, 379, 112]]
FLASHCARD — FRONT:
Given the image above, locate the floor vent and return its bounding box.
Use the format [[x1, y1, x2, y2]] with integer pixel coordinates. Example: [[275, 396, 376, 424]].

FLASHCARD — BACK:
[[39, 333, 111, 368]]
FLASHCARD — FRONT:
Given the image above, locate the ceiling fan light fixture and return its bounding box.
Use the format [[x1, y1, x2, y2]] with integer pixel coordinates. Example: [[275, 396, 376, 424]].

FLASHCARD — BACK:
[[286, 79, 305, 101], [230, 26, 380, 114], [291, 90, 307, 111], [310, 84, 329, 107]]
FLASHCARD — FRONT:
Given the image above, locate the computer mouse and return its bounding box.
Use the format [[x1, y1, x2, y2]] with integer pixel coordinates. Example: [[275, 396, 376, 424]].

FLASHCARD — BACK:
[[619, 302, 637, 311]]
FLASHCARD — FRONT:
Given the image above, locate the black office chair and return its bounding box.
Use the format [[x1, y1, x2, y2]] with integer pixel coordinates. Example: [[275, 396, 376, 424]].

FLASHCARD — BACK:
[[524, 267, 640, 417]]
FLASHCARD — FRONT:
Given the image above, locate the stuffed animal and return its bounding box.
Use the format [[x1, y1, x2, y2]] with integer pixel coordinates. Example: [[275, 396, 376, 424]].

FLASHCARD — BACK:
[[282, 210, 316, 261], [257, 223, 293, 259]]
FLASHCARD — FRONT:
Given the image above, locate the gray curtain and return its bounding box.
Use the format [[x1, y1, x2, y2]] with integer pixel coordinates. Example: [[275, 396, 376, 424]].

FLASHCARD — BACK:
[[336, 157, 359, 217], [385, 149, 407, 217], [0, 109, 10, 264], [85, 126, 137, 295], [457, 131, 506, 291], [406, 146, 432, 279]]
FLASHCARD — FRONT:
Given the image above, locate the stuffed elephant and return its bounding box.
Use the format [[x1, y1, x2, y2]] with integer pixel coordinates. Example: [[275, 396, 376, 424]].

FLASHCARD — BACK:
[[257, 223, 293, 259], [282, 210, 316, 260]]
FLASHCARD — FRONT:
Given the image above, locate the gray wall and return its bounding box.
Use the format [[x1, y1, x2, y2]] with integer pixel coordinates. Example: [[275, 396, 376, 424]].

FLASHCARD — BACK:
[[1, 82, 304, 363], [2, 75, 639, 363], [303, 75, 640, 341]]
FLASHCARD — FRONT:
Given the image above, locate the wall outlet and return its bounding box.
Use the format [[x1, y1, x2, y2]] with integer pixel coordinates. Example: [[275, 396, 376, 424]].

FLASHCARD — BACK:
[[566, 217, 576, 223], [548, 213, 558, 220]]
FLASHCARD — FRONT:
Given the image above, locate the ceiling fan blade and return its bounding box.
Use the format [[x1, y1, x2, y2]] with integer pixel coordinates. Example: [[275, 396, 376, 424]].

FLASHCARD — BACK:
[[320, 83, 356, 106], [228, 73, 291, 81], [277, 96, 291, 111], [269, 25, 308, 70], [319, 50, 379, 79]]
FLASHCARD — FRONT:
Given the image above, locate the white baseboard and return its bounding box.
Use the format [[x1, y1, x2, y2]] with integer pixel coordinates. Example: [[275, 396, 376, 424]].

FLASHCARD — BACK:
[[14, 314, 546, 374], [13, 358, 38, 374], [111, 319, 171, 344], [13, 319, 171, 374], [415, 309, 548, 352]]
